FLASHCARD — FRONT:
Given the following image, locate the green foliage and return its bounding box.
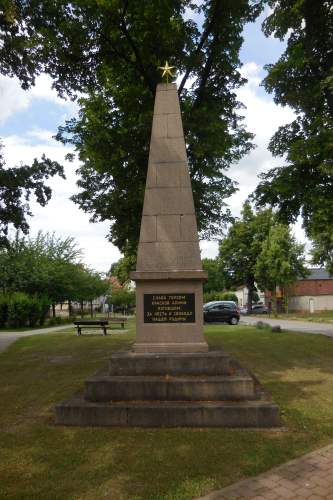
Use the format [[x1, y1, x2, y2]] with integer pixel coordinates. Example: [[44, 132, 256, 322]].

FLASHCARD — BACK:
[[219, 202, 275, 308], [255, 224, 308, 312], [5, 292, 50, 328], [109, 255, 136, 285], [0, 142, 64, 246], [0, 1, 263, 254], [202, 258, 225, 293], [203, 290, 238, 304], [0, 232, 108, 313], [108, 288, 135, 309], [254, 0, 333, 271], [0, 294, 8, 327]]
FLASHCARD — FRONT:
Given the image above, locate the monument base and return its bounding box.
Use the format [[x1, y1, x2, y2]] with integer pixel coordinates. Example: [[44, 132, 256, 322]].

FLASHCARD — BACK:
[[132, 341, 208, 353], [55, 350, 280, 428]]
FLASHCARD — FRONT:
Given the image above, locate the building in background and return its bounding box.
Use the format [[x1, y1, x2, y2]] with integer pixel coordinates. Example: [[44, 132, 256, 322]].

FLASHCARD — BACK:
[[287, 268, 333, 313], [235, 285, 265, 307]]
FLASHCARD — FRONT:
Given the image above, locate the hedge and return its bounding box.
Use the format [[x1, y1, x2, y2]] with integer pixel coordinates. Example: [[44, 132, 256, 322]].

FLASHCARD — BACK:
[[0, 293, 50, 328]]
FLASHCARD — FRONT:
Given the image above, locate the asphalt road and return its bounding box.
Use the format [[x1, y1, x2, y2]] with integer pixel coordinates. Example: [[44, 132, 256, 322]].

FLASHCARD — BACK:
[[241, 315, 333, 338], [0, 324, 72, 353]]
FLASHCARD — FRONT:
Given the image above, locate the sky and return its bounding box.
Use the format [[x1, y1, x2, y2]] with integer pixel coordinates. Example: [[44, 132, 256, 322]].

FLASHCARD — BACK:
[[0, 8, 306, 272]]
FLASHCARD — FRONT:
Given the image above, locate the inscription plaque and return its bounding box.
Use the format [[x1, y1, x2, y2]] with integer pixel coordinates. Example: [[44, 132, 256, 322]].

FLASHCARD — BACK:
[[144, 294, 195, 323]]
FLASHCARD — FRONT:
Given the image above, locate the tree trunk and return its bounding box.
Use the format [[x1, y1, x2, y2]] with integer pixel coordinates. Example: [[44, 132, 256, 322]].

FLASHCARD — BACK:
[[247, 277, 255, 312], [90, 300, 93, 318], [271, 293, 278, 317], [52, 303, 56, 318], [80, 301, 84, 318], [68, 300, 72, 317]]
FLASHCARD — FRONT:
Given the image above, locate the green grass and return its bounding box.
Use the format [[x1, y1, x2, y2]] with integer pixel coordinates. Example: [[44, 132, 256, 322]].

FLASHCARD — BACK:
[[273, 310, 333, 323], [1, 321, 333, 499]]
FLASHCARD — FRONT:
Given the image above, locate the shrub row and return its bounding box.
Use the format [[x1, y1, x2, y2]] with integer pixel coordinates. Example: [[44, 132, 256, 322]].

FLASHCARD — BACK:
[[203, 290, 238, 304], [0, 293, 50, 328]]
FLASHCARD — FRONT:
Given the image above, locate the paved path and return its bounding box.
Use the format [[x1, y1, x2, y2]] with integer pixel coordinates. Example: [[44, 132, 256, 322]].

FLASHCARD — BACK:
[[198, 443, 333, 499], [0, 324, 72, 353], [241, 316, 333, 338]]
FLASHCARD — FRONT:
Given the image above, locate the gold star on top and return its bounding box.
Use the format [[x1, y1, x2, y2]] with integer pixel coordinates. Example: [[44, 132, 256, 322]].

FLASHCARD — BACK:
[[158, 61, 176, 83]]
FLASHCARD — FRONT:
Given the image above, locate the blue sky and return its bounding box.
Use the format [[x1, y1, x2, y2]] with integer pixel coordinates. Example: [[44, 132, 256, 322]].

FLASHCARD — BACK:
[[0, 9, 304, 271]]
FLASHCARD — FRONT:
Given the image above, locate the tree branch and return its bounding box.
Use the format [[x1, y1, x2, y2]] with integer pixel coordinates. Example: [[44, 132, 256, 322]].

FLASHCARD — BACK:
[[178, 0, 219, 95], [119, 2, 155, 96]]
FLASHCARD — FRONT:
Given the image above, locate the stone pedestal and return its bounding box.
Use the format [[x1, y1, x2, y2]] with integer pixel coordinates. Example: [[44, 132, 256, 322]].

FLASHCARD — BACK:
[[130, 83, 208, 353], [56, 351, 280, 427]]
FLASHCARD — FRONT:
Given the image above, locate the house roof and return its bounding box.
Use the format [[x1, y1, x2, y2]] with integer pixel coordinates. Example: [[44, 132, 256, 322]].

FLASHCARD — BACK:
[[299, 268, 333, 281]]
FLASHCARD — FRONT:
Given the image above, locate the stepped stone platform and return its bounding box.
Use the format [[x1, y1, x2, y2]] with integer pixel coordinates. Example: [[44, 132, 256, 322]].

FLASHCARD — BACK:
[[55, 350, 280, 427]]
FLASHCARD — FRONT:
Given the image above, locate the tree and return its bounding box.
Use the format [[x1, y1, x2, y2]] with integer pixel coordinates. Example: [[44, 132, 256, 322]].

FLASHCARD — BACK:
[[255, 224, 308, 313], [109, 255, 136, 285], [218, 202, 275, 311], [0, 0, 262, 255], [107, 287, 135, 312], [202, 258, 225, 293], [253, 0, 333, 270], [0, 143, 64, 246], [0, 231, 108, 316], [71, 268, 109, 317]]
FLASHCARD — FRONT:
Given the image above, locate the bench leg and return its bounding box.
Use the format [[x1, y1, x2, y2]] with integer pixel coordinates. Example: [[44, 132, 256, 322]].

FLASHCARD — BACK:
[[77, 327, 81, 336], [103, 327, 107, 336], [121, 322, 124, 329]]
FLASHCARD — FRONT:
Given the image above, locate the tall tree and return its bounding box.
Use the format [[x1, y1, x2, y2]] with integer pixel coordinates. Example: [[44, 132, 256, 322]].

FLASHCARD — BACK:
[[0, 0, 262, 255], [0, 143, 64, 246], [218, 202, 275, 310], [202, 258, 225, 293], [255, 224, 308, 313], [253, 0, 333, 269]]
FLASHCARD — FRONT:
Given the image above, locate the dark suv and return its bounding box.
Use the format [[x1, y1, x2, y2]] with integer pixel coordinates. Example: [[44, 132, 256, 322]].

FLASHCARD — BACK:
[[203, 301, 240, 325]]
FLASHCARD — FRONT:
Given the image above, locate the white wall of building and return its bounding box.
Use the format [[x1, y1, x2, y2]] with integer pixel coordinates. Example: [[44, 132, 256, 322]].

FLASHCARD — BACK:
[[289, 295, 333, 312]]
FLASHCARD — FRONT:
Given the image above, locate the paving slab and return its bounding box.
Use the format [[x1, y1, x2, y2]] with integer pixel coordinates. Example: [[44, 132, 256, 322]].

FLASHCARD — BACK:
[[197, 443, 333, 499]]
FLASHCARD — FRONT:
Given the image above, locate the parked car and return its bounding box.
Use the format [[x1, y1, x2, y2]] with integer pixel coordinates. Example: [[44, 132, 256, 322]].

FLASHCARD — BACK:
[[240, 304, 269, 315], [251, 304, 269, 314], [203, 301, 240, 325]]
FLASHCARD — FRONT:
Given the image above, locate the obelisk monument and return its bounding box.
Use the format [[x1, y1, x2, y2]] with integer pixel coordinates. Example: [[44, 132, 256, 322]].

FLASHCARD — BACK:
[[130, 80, 208, 353], [56, 72, 280, 428]]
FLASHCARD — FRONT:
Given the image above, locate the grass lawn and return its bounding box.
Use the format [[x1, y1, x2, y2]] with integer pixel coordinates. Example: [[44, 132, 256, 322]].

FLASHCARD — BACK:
[[271, 310, 333, 323], [1, 321, 333, 499]]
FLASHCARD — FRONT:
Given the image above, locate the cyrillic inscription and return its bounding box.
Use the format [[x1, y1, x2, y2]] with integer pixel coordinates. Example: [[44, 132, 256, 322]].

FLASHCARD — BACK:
[[144, 293, 195, 323]]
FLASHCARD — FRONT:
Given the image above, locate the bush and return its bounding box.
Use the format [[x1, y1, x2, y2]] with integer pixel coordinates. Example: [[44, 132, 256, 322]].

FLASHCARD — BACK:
[[38, 296, 51, 326], [203, 291, 238, 304], [48, 316, 63, 326], [2, 293, 50, 328], [0, 294, 8, 327], [7, 292, 31, 328]]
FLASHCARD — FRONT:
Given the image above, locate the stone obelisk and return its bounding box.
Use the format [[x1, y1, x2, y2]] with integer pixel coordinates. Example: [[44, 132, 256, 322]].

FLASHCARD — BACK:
[[56, 79, 280, 429], [131, 82, 208, 353]]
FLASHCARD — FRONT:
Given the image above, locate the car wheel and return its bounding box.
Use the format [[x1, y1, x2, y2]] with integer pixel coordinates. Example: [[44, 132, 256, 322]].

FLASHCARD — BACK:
[[229, 316, 239, 325]]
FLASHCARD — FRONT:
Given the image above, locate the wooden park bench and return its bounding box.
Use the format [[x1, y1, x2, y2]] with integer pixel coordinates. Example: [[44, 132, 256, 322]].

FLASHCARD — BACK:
[[74, 318, 127, 336]]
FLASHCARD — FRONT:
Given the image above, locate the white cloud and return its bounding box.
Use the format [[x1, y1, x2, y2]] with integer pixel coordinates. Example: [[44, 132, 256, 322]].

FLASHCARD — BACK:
[[226, 62, 295, 217], [0, 73, 74, 125], [0, 76, 30, 124]]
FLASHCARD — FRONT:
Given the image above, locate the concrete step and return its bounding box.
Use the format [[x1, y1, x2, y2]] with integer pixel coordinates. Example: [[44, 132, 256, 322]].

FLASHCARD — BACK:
[[56, 395, 280, 427], [108, 351, 237, 376], [84, 373, 256, 402]]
